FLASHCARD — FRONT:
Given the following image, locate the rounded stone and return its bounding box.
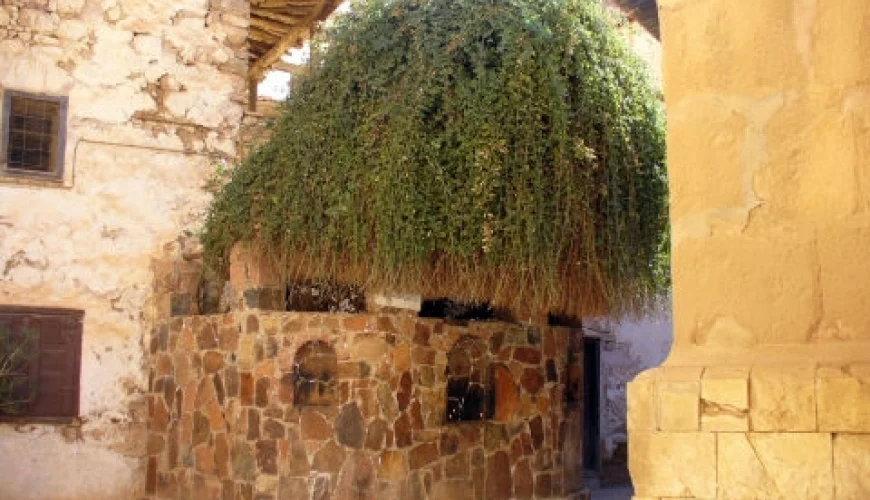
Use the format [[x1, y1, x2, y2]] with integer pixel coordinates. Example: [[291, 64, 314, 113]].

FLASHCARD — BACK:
[[485, 451, 512, 500], [520, 368, 544, 395], [335, 403, 366, 449]]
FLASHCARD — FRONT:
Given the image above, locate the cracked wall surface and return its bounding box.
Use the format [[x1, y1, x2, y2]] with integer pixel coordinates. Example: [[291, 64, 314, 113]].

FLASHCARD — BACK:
[[628, 0, 870, 498], [0, 0, 249, 498]]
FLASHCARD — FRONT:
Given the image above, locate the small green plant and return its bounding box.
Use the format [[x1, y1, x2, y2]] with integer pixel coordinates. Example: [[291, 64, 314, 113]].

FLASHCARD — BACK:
[[0, 326, 39, 415]]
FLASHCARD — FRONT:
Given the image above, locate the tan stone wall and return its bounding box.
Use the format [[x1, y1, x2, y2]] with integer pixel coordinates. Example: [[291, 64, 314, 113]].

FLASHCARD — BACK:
[[662, 0, 870, 355], [144, 311, 583, 499], [628, 0, 870, 498], [0, 1, 249, 498]]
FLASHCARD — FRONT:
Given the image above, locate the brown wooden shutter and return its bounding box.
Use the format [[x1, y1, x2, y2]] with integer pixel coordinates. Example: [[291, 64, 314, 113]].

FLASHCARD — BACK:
[[0, 306, 83, 421]]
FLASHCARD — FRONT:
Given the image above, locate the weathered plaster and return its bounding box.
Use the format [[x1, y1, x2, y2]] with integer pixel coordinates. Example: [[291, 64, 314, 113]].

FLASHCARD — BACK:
[[600, 309, 672, 465], [0, 0, 249, 498]]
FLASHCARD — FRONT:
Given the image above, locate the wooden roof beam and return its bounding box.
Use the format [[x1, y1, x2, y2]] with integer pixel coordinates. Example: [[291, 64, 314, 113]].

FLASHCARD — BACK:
[[248, 0, 329, 81], [253, 9, 308, 24], [249, 25, 309, 80], [252, 0, 321, 8], [248, 28, 281, 43], [250, 16, 294, 36]]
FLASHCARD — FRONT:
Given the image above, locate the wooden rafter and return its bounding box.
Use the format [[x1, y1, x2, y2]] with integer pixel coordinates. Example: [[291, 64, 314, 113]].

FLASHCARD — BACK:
[[249, 25, 310, 80], [248, 0, 332, 81]]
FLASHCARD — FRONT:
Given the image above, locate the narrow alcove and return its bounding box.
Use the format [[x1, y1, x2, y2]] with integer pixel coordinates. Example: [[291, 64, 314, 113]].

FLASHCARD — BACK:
[[293, 340, 338, 406], [445, 336, 490, 422]]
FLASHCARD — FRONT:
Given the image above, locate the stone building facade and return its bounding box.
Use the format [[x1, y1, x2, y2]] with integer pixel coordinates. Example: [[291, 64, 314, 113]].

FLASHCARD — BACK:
[[0, 1, 249, 498], [143, 310, 585, 500]]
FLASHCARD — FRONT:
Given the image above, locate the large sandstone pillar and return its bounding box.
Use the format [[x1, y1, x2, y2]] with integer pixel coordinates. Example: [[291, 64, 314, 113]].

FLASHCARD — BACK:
[[628, 1, 870, 498]]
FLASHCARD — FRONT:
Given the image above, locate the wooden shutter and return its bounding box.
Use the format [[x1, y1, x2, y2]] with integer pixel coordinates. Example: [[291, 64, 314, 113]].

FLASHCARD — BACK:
[[0, 306, 83, 421]]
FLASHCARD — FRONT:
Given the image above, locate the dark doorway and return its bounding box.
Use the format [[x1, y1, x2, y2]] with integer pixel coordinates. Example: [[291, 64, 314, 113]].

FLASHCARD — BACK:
[[582, 336, 601, 471]]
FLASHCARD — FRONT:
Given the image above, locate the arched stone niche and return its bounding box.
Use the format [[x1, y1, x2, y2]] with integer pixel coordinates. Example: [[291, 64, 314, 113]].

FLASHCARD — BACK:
[[293, 340, 338, 406], [445, 336, 490, 422]]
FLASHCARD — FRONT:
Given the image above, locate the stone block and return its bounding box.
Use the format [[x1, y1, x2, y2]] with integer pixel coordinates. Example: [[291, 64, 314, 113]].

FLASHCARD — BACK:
[[379, 450, 408, 480], [485, 451, 512, 500], [817, 223, 870, 340], [335, 403, 366, 449], [717, 433, 833, 499], [750, 365, 816, 431], [367, 293, 421, 313], [57, 0, 86, 16], [629, 432, 716, 499], [813, 0, 870, 89], [701, 366, 749, 431], [818, 364, 870, 432], [229, 243, 284, 305], [673, 232, 818, 347], [349, 334, 389, 363], [833, 434, 870, 500], [627, 370, 658, 431], [312, 441, 346, 473], [667, 99, 749, 219], [659, 0, 805, 103], [657, 367, 701, 431], [409, 443, 439, 470]]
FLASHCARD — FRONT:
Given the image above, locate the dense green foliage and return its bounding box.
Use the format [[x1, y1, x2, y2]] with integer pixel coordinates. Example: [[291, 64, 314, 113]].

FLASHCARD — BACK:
[[203, 0, 667, 317]]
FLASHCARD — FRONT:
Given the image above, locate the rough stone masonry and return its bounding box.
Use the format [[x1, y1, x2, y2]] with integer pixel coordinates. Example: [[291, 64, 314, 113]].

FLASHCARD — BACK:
[[144, 310, 585, 500]]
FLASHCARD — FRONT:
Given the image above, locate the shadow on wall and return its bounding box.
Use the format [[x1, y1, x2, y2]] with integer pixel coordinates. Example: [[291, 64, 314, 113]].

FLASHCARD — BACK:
[[598, 304, 673, 484]]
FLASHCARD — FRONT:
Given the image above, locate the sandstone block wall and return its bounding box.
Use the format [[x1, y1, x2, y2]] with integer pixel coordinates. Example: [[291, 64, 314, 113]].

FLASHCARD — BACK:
[[628, 364, 870, 499], [628, 0, 870, 498], [0, 1, 249, 498], [144, 311, 584, 499]]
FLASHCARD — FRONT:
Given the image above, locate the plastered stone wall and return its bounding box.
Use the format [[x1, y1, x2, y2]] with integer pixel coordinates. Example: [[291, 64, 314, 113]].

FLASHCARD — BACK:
[[628, 0, 870, 498], [144, 311, 584, 500], [598, 309, 672, 479], [0, 1, 249, 498]]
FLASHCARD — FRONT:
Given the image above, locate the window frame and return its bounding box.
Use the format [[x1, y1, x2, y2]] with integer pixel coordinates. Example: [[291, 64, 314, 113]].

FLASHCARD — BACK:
[[0, 305, 84, 423], [1, 90, 69, 182]]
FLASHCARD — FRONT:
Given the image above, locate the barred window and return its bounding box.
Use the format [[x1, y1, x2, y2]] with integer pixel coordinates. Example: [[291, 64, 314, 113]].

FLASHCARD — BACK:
[[0, 306, 83, 422], [2, 90, 68, 180]]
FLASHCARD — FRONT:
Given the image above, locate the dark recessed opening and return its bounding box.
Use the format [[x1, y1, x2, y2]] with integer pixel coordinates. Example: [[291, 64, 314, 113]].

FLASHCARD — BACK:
[[419, 298, 494, 321], [445, 337, 491, 423], [293, 340, 338, 407], [285, 278, 366, 313]]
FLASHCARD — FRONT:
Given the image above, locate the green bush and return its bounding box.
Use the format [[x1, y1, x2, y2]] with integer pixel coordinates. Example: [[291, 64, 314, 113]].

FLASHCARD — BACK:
[[0, 326, 38, 414], [203, 0, 668, 317]]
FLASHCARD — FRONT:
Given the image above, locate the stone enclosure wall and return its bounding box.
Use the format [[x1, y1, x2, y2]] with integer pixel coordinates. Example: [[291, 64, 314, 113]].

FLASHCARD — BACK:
[[0, 0, 249, 498], [145, 310, 584, 499]]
